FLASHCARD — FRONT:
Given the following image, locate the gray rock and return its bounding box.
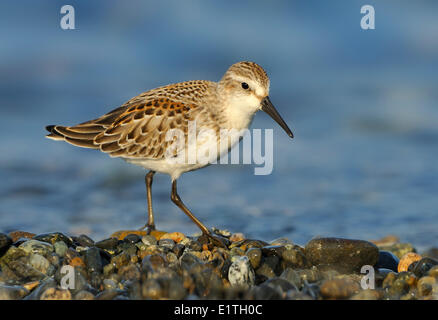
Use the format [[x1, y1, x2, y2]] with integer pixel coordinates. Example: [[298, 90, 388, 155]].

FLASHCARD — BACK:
[[29, 253, 51, 274], [228, 255, 255, 286], [54, 241, 68, 257], [19, 240, 54, 256]]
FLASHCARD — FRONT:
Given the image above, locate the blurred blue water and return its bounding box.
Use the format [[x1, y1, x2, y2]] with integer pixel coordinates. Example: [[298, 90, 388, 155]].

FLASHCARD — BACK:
[[1, 1, 437, 250]]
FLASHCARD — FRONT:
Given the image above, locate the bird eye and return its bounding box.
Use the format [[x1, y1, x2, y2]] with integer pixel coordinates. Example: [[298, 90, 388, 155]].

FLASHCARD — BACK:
[[241, 82, 249, 90]]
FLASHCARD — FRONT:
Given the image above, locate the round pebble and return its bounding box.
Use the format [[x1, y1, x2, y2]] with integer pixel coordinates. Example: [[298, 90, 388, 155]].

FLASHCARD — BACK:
[[398, 252, 422, 272]]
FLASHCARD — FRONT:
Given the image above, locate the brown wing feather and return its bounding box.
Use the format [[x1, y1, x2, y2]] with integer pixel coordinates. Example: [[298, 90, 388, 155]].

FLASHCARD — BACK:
[[95, 98, 196, 159], [46, 80, 214, 157]]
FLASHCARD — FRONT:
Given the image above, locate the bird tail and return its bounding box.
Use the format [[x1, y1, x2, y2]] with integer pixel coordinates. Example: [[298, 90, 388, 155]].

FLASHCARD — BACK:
[[45, 124, 102, 149]]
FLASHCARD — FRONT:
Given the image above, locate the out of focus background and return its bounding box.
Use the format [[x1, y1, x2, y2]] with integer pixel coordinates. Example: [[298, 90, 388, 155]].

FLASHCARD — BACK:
[[1, 1, 437, 249]]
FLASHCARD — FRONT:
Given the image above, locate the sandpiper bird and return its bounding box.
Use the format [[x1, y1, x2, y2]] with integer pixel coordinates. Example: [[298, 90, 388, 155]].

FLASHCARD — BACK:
[[46, 61, 293, 246]]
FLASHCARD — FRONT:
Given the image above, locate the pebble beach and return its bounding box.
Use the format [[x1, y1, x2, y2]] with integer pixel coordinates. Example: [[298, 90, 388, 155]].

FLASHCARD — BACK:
[[1, 229, 437, 300]]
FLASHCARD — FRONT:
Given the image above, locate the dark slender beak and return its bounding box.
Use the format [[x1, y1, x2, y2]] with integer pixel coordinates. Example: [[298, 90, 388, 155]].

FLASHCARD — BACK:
[[261, 96, 294, 138]]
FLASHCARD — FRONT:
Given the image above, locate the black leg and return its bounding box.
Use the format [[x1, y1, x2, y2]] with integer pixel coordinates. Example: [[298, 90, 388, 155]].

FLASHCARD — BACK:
[[139, 170, 156, 232]]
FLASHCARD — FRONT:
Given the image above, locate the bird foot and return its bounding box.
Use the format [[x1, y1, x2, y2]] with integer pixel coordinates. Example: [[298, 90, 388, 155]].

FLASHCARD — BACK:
[[203, 232, 230, 248], [138, 223, 156, 234]]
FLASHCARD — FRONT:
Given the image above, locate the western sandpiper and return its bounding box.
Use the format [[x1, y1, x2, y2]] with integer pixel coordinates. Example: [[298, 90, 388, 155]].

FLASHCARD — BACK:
[[46, 61, 293, 246]]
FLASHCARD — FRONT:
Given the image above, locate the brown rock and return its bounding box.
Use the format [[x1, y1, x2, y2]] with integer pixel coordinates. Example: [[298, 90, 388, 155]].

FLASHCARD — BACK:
[[320, 278, 361, 299], [305, 237, 379, 273], [9, 231, 35, 243], [398, 252, 422, 272], [160, 232, 186, 243]]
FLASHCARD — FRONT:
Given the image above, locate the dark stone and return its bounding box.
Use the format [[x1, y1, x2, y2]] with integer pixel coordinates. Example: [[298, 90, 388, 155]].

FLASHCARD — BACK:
[[0, 233, 13, 256], [73, 234, 95, 247], [172, 243, 185, 258], [261, 245, 286, 257], [408, 257, 438, 278], [281, 245, 310, 269], [95, 238, 119, 251], [246, 248, 262, 269], [33, 232, 73, 247], [158, 238, 175, 250], [374, 250, 399, 272], [116, 242, 137, 257], [142, 253, 167, 274], [84, 247, 103, 274], [180, 253, 204, 272], [187, 240, 202, 252], [123, 234, 141, 244], [305, 237, 379, 273], [255, 256, 279, 282]]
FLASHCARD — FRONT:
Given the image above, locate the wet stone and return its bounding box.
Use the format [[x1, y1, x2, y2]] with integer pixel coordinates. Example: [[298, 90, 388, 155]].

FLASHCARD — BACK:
[[417, 276, 436, 297], [19, 240, 54, 257], [320, 278, 361, 299], [123, 234, 141, 244], [297, 267, 323, 284], [398, 252, 422, 272], [73, 234, 95, 247], [33, 232, 73, 247], [142, 279, 162, 299], [95, 238, 119, 251], [141, 235, 157, 246], [116, 242, 137, 257], [228, 256, 255, 286], [29, 254, 51, 275], [281, 245, 309, 269], [239, 239, 269, 251], [118, 263, 141, 282], [53, 241, 68, 257], [255, 256, 279, 281], [428, 265, 438, 278], [262, 245, 286, 257], [305, 237, 379, 273], [229, 247, 245, 257], [246, 248, 262, 269], [103, 279, 117, 290], [187, 240, 202, 252], [84, 247, 103, 274], [180, 252, 204, 272], [111, 252, 130, 269], [386, 272, 416, 298], [0, 233, 13, 256], [158, 238, 175, 250], [8, 231, 36, 243], [172, 244, 185, 258], [269, 237, 294, 246], [375, 250, 399, 272], [408, 257, 438, 278], [142, 253, 167, 274]]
